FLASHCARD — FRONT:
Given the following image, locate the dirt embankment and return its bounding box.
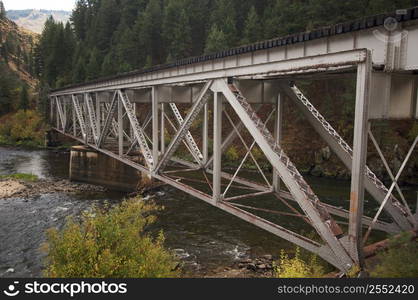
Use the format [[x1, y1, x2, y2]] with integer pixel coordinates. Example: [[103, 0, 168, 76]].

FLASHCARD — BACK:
[[0, 178, 106, 199]]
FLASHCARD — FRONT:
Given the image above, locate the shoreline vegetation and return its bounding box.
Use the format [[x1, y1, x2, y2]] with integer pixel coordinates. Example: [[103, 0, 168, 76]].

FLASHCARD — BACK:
[[0, 109, 48, 148], [1, 172, 417, 278]]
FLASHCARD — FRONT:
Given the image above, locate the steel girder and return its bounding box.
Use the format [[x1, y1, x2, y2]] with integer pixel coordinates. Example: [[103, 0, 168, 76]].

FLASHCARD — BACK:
[[118, 90, 154, 169], [280, 83, 414, 232], [213, 78, 355, 271], [154, 81, 213, 173]]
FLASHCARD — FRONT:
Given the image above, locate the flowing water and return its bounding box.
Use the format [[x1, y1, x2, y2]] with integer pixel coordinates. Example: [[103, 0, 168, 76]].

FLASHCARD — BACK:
[[0, 146, 416, 277]]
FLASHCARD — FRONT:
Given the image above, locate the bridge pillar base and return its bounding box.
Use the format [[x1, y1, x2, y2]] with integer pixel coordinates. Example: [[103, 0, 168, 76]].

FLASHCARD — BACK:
[[69, 146, 141, 192]]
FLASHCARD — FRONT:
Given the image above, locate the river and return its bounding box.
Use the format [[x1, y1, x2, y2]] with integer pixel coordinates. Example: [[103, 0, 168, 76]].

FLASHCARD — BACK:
[[0, 146, 416, 277]]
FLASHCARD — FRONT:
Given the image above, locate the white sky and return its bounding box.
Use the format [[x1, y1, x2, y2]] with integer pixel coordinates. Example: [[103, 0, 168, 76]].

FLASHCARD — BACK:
[[3, 0, 76, 11]]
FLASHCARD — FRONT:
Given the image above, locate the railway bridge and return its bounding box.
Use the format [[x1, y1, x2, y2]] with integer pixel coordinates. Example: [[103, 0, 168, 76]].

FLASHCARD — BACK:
[[49, 7, 418, 273]]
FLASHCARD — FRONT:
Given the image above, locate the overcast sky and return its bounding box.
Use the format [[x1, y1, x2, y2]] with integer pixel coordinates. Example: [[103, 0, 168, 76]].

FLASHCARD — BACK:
[[3, 0, 76, 11]]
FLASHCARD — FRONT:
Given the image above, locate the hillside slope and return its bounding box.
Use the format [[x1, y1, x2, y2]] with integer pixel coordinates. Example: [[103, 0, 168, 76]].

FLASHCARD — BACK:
[[0, 15, 37, 87], [6, 9, 71, 34]]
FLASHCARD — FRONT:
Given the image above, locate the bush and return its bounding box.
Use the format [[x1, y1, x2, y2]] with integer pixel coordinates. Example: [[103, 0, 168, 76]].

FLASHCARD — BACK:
[[0, 110, 47, 147], [42, 198, 179, 278], [370, 233, 418, 278], [225, 145, 239, 161], [274, 247, 324, 278]]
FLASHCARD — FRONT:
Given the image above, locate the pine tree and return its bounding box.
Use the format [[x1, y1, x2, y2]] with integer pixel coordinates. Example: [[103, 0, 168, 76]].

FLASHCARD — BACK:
[[94, 0, 120, 53], [19, 84, 29, 111], [241, 6, 261, 44], [71, 0, 88, 40], [0, 1, 6, 19], [204, 24, 227, 54], [73, 56, 86, 83], [163, 1, 193, 60], [210, 0, 238, 48], [101, 50, 117, 76], [86, 48, 101, 80], [135, 0, 163, 66]]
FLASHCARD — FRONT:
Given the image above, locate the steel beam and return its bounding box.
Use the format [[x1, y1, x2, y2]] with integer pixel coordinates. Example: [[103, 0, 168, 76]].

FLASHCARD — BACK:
[[98, 92, 118, 147], [50, 50, 368, 96], [152, 87, 159, 168], [347, 53, 371, 266], [72, 95, 87, 142], [272, 93, 283, 192], [280, 84, 414, 231], [118, 90, 154, 169], [202, 103, 209, 164], [213, 91, 222, 201], [154, 81, 213, 173], [118, 95, 123, 156], [169, 103, 203, 164], [161, 103, 165, 154], [216, 78, 354, 270]]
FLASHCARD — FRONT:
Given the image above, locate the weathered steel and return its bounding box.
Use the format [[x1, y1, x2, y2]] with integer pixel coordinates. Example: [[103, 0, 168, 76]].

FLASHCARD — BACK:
[[49, 14, 418, 272], [280, 84, 414, 231], [155, 81, 213, 173]]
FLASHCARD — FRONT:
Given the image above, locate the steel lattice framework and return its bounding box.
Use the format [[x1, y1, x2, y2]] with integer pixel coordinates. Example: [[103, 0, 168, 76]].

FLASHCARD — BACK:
[[49, 10, 418, 273]]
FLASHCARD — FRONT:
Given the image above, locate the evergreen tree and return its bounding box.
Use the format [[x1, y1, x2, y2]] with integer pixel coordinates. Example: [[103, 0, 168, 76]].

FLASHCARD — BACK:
[[86, 48, 101, 80], [134, 0, 164, 66], [0, 1, 6, 19], [163, 1, 192, 60], [241, 6, 262, 44], [34, 0, 418, 89], [19, 84, 29, 111], [71, 0, 88, 40], [204, 24, 227, 54], [101, 50, 118, 76], [210, 0, 238, 48], [73, 56, 86, 83], [94, 0, 120, 53]]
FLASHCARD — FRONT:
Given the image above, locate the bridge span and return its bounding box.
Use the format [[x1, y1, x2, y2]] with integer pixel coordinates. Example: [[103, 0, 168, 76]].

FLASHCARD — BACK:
[[49, 8, 418, 273]]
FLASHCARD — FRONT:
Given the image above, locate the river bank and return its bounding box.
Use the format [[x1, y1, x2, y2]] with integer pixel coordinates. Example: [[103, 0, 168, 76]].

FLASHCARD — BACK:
[[0, 174, 277, 278], [0, 177, 106, 199], [1, 146, 416, 278]]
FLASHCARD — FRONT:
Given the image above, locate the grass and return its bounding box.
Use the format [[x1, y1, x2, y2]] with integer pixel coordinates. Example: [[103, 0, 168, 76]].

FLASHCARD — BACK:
[[0, 173, 39, 181]]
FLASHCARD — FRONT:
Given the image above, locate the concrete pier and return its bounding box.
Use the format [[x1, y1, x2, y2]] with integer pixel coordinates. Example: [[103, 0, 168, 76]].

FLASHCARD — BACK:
[[69, 146, 141, 192]]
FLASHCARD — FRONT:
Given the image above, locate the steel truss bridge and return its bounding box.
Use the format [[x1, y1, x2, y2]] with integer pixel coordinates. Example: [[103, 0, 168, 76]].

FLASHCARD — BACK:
[[49, 8, 418, 273]]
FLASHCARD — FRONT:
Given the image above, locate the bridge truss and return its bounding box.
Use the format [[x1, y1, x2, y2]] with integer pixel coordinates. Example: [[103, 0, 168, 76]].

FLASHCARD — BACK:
[[49, 8, 418, 273]]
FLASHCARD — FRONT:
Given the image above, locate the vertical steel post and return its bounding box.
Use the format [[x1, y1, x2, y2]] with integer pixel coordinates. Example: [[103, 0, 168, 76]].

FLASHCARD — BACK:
[[152, 87, 159, 169], [72, 100, 76, 136], [63, 98, 67, 132], [96, 93, 101, 137], [273, 93, 283, 192], [203, 103, 209, 165], [348, 51, 371, 266], [213, 92, 222, 201], [160, 103, 165, 154], [50, 97, 53, 124], [56, 97, 60, 129], [118, 94, 123, 156]]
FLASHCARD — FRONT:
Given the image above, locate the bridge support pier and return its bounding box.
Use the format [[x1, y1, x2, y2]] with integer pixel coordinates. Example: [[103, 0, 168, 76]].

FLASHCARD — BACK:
[[69, 145, 142, 192]]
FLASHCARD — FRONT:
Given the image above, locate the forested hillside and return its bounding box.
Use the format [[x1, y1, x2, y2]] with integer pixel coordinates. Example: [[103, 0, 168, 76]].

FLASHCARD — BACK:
[[36, 0, 418, 89], [0, 0, 37, 115]]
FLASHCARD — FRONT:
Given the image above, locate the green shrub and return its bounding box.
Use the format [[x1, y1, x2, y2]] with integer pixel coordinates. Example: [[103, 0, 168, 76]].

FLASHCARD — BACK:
[[42, 198, 179, 278], [370, 233, 418, 278], [0, 173, 38, 181], [0, 110, 47, 147], [274, 247, 325, 278], [225, 145, 239, 161]]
